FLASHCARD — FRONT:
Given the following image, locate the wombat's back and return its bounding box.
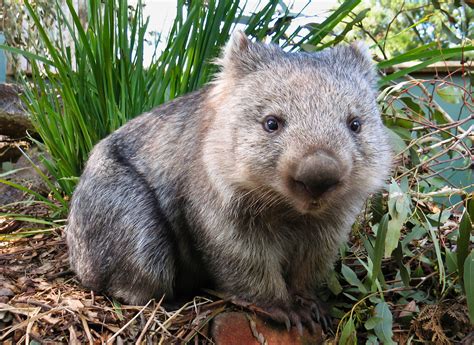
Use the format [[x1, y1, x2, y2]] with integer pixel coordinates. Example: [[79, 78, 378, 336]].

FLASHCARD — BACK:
[[66, 88, 212, 304]]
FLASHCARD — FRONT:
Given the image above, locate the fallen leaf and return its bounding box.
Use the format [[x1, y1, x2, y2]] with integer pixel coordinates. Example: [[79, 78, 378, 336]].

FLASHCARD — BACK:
[[63, 299, 84, 312], [399, 300, 418, 318]]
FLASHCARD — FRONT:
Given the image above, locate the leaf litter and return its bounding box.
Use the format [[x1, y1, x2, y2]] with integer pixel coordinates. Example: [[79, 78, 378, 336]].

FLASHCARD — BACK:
[[0, 209, 228, 343]]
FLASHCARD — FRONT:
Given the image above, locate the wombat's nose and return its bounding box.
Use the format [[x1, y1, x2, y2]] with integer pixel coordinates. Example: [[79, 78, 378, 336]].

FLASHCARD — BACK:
[[293, 150, 343, 199]]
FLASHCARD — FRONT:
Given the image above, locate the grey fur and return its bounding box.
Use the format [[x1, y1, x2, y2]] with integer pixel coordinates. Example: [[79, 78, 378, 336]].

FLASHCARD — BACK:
[[66, 32, 392, 322]]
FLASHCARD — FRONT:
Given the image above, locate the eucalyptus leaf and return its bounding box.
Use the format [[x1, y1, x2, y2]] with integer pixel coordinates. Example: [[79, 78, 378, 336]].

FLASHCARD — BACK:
[[385, 179, 411, 257], [371, 214, 389, 289], [365, 316, 383, 330], [374, 302, 395, 344], [463, 250, 474, 325], [341, 264, 367, 294], [339, 317, 357, 345], [445, 249, 458, 275], [343, 292, 360, 302], [366, 334, 380, 345], [386, 128, 407, 154], [400, 97, 423, 119], [385, 219, 403, 258], [457, 205, 473, 283], [394, 244, 411, 287], [436, 85, 463, 104], [327, 271, 343, 295]]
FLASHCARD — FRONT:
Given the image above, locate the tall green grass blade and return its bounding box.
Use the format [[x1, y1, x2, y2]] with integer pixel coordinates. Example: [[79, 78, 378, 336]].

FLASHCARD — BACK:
[[379, 46, 474, 68], [423, 214, 446, 293], [0, 179, 59, 210], [292, 0, 361, 50], [0, 44, 53, 65], [0, 214, 58, 226], [16, 147, 68, 210]]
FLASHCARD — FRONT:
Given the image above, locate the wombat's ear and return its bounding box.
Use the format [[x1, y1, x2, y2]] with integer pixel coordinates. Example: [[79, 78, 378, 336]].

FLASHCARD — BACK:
[[347, 41, 379, 86], [218, 31, 256, 75], [223, 30, 251, 61], [217, 30, 280, 75]]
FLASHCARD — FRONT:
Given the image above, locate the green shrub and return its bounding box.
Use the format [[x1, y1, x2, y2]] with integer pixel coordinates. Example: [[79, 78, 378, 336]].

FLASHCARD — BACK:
[[1, 0, 473, 342]]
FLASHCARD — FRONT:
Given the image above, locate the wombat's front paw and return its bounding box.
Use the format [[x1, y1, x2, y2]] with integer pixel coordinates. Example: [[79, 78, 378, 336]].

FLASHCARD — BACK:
[[255, 305, 293, 331], [229, 296, 322, 334], [247, 303, 318, 335], [229, 297, 292, 331], [293, 294, 331, 331]]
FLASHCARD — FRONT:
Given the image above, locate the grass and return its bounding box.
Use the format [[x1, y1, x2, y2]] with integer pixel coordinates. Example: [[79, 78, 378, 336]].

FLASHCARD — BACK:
[[0, 0, 473, 342]]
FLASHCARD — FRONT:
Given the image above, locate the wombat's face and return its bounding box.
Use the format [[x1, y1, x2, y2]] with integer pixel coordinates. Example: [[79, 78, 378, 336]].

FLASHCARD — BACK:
[[205, 33, 392, 215]]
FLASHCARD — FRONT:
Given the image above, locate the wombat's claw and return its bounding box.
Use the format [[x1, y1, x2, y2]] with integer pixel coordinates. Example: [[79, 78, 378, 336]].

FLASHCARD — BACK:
[[228, 297, 292, 330], [294, 295, 331, 331], [289, 311, 304, 335], [229, 297, 319, 334], [255, 306, 292, 331], [311, 303, 331, 331], [289, 308, 317, 335], [256, 305, 320, 335]]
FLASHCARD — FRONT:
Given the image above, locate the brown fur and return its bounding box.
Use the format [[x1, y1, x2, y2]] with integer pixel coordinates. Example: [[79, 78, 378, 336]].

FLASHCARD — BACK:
[[66, 32, 392, 329]]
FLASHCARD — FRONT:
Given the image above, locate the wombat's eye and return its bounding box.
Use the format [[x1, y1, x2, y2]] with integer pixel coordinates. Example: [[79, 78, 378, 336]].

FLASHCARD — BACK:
[[348, 118, 362, 133], [263, 116, 280, 132]]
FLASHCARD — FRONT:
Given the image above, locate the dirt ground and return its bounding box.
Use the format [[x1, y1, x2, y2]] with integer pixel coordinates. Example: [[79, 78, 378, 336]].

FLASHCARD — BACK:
[[1, 209, 472, 344], [0, 221, 232, 343]]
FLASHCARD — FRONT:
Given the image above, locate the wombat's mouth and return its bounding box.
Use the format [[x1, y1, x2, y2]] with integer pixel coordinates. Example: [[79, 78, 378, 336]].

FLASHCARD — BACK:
[[286, 177, 342, 214], [292, 179, 340, 200]]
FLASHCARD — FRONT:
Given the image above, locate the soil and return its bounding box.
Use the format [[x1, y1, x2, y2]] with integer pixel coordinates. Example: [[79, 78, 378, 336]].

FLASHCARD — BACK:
[[1, 203, 472, 344], [0, 214, 226, 343]]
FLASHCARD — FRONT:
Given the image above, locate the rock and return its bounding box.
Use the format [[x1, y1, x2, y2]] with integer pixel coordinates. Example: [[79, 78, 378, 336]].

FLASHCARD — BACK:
[[210, 312, 323, 345], [0, 83, 34, 139], [0, 182, 24, 207], [0, 135, 30, 163], [0, 148, 50, 206]]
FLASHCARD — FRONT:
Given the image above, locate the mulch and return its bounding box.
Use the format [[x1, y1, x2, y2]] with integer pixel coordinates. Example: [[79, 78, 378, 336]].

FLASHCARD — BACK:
[[0, 224, 228, 344], [1, 204, 472, 344]]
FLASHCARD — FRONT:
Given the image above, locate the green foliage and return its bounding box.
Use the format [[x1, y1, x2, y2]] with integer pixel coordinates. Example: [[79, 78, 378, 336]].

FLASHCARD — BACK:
[[343, 0, 473, 59], [1, 0, 473, 342], [334, 69, 473, 340], [465, 250, 474, 325], [1, 0, 367, 196], [458, 201, 473, 284], [373, 302, 395, 344], [339, 317, 357, 345]]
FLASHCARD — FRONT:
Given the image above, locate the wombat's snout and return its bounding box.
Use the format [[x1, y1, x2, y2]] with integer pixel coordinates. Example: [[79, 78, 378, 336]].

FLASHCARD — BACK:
[[291, 150, 345, 200]]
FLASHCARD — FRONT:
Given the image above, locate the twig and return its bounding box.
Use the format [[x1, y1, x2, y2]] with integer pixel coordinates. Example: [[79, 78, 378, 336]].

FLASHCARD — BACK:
[[135, 297, 164, 345], [416, 125, 473, 153], [79, 313, 94, 345], [25, 307, 41, 345], [46, 269, 73, 280], [158, 301, 193, 345], [15, 299, 53, 311], [412, 187, 470, 199], [405, 75, 470, 136], [107, 300, 152, 344], [0, 306, 59, 341]]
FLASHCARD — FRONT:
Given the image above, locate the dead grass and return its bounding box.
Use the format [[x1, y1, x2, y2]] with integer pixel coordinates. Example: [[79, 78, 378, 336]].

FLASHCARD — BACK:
[[0, 223, 231, 344], [0, 204, 472, 344]]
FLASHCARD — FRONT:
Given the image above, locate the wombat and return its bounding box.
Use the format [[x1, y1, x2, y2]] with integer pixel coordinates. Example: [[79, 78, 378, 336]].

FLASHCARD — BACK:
[[66, 32, 392, 331]]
